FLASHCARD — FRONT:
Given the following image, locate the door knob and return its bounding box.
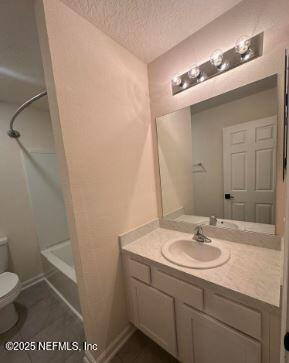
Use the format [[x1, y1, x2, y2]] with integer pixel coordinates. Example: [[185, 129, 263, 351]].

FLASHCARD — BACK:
[[225, 193, 234, 200], [284, 332, 289, 351]]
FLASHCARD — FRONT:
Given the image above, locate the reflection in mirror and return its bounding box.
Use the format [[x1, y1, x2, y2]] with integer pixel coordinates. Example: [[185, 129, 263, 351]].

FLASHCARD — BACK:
[[157, 76, 278, 235]]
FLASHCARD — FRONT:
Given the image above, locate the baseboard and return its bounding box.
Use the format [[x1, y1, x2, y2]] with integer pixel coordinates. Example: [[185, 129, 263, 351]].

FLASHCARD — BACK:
[[21, 273, 45, 290], [83, 324, 136, 363], [44, 278, 83, 322]]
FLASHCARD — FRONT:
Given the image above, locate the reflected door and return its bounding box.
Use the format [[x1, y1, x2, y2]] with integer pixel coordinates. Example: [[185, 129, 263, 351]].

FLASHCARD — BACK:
[[223, 116, 276, 223]]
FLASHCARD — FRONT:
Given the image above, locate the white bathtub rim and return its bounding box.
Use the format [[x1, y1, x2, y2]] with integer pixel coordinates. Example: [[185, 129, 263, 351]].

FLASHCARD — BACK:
[[41, 241, 77, 283], [42, 239, 71, 257]]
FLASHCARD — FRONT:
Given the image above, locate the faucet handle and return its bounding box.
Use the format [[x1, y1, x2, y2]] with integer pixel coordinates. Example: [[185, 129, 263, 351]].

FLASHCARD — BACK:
[[193, 224, 212, 243], [195, 224, 203, 234], [209, 216, 217, 226]]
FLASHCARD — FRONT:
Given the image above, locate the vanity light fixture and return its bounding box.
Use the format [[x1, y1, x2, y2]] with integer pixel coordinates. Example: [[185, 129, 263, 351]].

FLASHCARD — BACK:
[[171, 32, 263, 95]]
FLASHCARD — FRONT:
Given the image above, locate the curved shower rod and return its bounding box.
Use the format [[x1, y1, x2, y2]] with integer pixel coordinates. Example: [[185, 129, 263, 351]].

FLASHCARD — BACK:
[[7, 90, 48, 138]]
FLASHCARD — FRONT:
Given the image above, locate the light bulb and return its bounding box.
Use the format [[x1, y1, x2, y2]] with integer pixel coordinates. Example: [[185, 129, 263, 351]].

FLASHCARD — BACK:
[[218, 61, 230, 72], [235, 36, 251, 55], [210, 49, 224, 68], [181, 81, 189, 89], [188, 65, 201, 79], [172, 75, 182, 86], [241, 48, 254, 61], [198, 73, 207, 83]]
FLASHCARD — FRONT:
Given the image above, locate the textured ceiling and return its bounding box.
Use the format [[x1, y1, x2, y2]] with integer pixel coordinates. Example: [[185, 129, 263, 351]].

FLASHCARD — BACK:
[[0, 0, 48, 109], [60, 0, 243, 63]]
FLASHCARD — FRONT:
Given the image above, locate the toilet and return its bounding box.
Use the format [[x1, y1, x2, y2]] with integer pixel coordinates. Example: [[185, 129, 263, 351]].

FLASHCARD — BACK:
[[0, 237, 21, 334]]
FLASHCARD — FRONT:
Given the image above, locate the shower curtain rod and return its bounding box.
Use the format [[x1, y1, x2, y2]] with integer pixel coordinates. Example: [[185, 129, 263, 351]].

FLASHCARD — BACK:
[[7, 90, 48, 138]]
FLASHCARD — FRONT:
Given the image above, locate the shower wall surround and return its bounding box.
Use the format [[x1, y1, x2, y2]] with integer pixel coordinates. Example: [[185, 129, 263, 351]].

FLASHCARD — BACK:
[[0, 101, 55, 282], [22, 152, 69, 250]]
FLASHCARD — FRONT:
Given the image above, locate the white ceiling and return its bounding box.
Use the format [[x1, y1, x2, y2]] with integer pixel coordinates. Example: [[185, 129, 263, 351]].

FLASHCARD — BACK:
[[0, 0, 47, 109], [61, 0, 243, 63]]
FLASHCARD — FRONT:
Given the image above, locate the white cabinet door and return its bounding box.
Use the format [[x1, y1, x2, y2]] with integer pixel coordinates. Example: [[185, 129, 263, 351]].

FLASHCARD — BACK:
[[178, 303, 261, 363], [223, 116, 276, 223], [131, 278, 177, 357]]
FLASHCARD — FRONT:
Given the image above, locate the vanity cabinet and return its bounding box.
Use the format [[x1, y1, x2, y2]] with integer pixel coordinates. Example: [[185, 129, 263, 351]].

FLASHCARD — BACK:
[[130, 278, 177, 357], [123, 255, 280, 363], [178, 303, 261, 363]]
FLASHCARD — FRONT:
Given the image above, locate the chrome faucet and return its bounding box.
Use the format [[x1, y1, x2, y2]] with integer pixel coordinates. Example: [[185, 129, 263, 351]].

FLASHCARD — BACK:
[[209, 216, 217, 226], [193, 225, 212, 243]]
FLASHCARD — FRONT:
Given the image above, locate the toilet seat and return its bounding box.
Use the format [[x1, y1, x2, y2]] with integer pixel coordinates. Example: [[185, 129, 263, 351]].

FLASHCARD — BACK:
[[0, 272, 21, 309]]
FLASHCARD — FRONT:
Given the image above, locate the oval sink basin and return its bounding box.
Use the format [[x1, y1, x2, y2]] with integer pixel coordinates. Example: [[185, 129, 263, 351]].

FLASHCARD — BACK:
[[199, 220, 239, 230], [162, 239, 230, 269]]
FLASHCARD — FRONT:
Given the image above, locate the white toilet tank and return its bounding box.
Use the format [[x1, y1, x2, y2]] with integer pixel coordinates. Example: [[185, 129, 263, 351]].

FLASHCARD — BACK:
[[0, 237, 8, 273]]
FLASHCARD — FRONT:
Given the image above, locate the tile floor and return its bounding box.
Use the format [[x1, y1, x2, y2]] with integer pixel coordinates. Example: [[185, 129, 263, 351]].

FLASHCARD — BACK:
[[0, 281, 178, 363], [0, 281, 85, 363]]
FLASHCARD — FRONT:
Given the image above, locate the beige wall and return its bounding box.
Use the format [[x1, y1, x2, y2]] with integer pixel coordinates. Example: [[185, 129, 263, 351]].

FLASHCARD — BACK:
[[191, 86, 277, 218], [157, 107, 194, 216], [148, 0, 289, 234], [35, 0, 158, 358], [0, 101, 54, 282]]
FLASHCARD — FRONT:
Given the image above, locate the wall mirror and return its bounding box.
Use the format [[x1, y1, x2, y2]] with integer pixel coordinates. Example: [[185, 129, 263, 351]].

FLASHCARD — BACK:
[[156, 75, 279, 235]]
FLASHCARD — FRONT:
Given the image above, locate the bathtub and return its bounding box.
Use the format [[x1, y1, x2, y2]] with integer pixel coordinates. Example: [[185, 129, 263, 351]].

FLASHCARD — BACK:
[[41, 240, 82, 316]]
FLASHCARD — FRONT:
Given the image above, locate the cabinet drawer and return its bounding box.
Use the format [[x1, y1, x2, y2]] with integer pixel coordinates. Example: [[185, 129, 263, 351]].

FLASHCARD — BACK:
[[128, 259, 151, 284], [152, 269, 203, 310], [205, 291, 262, 340]]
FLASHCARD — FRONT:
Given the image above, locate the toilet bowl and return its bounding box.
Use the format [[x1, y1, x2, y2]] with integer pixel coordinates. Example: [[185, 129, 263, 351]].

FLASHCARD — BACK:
[[0, 237, 21, 334]]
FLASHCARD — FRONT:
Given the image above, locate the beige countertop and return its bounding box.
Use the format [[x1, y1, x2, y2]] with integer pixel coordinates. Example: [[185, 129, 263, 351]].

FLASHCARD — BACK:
[[122, 227, 282, 308]]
